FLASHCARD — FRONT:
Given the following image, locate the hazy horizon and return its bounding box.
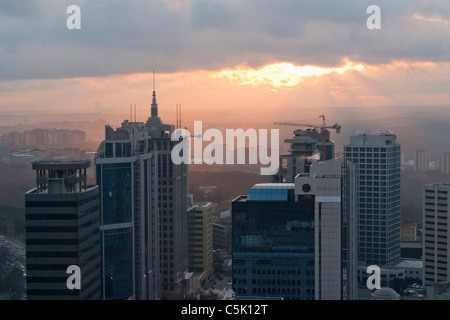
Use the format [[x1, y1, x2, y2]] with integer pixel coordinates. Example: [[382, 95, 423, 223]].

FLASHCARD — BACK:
[[1, 1, 450, 124]]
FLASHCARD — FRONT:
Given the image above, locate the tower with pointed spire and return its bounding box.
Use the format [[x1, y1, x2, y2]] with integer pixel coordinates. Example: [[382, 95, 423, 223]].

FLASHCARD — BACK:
[[151, 70, 158, 118], [151, 90, 158, 118], [95, 76, 189, 300]]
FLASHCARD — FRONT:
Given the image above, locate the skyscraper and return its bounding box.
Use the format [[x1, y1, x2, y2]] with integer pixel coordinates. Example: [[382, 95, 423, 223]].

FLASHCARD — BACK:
[[232, 183, 316, 300], [440, 152, 450, 175], [232, 158, 357, 300], [296, 158, 357, 300], [415, 149, 430, 172], [344, 130, 401, 266], [187, 202, 213, 275], [186, 202, 213, 295], [272, 128, 334, 183], [423, 183, 450, 286], [95, 89, 188, 300], [25, 160, 101, 300]]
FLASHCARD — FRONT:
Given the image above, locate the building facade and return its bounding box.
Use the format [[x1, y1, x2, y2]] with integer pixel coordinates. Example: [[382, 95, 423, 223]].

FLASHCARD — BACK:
[[272, 128, 335, 183], [423, 183, 450, 286], [25, 160, 101, 300], [295, 158, 357, 300], [415, 149, 430, 172], [344, 130, 401, 266], [95, 90, 188, 300], [232, 183, 316, 300], [232, 158, 357, 300], [187, 202, 213, 275], [186, 202, 214, 296], [440, 153, 450, 175], [401, 223, 418, 242]]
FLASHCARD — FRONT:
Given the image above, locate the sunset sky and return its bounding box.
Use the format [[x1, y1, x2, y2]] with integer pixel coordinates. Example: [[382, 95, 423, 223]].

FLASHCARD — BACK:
[[1, 0, 450, 125]]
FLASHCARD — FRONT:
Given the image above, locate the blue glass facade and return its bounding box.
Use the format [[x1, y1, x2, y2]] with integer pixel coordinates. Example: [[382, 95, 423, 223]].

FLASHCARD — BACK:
[[248, 183, 295, 201], [97, 163, 132, 225], [232, 186, 316, 300], [103, 228, 133, 300], [97, 162, 134, 299]]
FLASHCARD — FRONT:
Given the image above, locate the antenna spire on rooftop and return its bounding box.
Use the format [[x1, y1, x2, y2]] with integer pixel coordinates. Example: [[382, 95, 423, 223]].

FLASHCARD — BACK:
[[151, 69, 158, 118], [153, 69, 155, 92]]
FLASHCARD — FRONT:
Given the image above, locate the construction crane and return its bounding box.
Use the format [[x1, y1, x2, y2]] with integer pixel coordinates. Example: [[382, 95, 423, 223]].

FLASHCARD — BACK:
[[274, 115, 341, 161]]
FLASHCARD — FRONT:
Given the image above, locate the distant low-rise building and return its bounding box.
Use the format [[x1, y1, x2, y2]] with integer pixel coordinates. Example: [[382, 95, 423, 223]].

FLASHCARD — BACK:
[[426, 281, 450, 300], [393, 259, 423, 281], [401, 223, 417, 241]]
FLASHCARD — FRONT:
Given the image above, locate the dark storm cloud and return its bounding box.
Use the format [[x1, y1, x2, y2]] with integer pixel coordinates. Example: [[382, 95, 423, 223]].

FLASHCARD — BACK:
[[0, 0, 449, 80]]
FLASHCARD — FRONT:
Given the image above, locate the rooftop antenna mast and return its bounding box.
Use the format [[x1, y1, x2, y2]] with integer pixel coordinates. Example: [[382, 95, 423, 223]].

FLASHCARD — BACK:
[[153, 69, 155, 92], [151, 69, 158, 118], [176, 104, 182, 129]]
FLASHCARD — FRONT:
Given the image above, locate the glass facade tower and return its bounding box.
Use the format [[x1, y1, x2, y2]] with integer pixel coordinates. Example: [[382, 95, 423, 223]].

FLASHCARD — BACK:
[[95, 90, 188, 300], [232, 158, 357, 300], [232, 184, 316, 300]]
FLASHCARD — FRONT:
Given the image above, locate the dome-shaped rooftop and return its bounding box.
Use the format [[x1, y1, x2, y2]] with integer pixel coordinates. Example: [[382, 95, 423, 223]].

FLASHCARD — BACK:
[[371, 287, 400, 299]]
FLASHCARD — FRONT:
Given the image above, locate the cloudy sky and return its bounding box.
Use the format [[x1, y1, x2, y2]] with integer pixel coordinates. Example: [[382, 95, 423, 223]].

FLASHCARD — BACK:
[[1, 0, 449, 124]]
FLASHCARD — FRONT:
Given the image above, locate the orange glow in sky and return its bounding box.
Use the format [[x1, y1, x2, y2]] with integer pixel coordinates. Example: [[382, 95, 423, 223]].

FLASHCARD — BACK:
[[214, 62, 364, 89], [412, 13, 449, 25], [2, 59, 449, 125]]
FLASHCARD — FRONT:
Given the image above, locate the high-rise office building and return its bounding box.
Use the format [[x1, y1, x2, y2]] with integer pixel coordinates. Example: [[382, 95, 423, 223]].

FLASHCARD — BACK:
[[186, 202, 213, 295], [423, 183, 450, 286], [296, 158, 357, 300], [232, 183, 316, 300], [415, 149, 430, 172], [344, 130, 401, 266], [232, 158, 357, 300], [272, 128, 335, 183], [95, 89, 188, 300], [25, 160, 101, 300], [212, 222, 232, 254], [187, 202, 213, 274], [440, 153, 450, 175]]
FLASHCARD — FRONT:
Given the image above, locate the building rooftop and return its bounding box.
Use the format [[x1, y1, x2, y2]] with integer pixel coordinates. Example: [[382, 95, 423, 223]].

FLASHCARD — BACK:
[[352, 129, 395, 136], [393, 259, 423, 269], [31, 160, 90, 170], [371, 287, 400, 299], [248, 183, 295, 201]]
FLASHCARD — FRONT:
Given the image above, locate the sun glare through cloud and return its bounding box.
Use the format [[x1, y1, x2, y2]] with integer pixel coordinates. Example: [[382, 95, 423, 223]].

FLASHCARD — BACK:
[[214, 62, 365, 90]]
